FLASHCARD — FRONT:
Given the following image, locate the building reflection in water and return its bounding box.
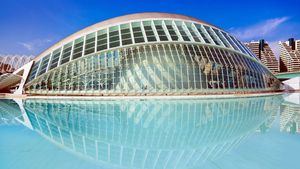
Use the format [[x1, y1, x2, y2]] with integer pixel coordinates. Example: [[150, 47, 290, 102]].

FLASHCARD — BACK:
[[280, 93, 300, 134], [14, 96, 281, 169], [0, 99, 22, 125]]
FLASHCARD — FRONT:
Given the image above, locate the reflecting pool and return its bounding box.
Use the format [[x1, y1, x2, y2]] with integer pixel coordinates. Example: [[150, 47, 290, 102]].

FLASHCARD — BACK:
[[1, 94, 300, 169]]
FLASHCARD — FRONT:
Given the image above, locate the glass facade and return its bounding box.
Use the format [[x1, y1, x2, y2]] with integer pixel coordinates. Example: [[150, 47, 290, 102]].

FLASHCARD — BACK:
[[25, 16, 280, 95]]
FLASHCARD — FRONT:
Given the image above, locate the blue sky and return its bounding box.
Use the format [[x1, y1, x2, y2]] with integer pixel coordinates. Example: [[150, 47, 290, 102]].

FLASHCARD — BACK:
[[0, 0, 299, 57]]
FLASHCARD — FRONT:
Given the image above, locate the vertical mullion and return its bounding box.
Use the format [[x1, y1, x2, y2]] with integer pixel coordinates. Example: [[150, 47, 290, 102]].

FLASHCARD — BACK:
[[201, 25, 215, 45], [191, 23, 205, 43], [57, 47, 64, 67], [106, 28, 109, 50], [46, 51, 54, 72], [129, 23, 135, 44], [209, 27, 225, 47], [140, 21, 148, 43], [151, 20, 160, 42], [182, 22, 195, 42], [217, 30, 233, 49], [34, 59, 43, 79], [172, 20, 184, 41], [162, 20, 172, 41], [94, 31, 98, 53]]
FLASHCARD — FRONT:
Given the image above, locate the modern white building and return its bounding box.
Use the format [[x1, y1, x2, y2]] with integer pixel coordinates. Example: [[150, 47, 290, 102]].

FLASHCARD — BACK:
[[0, 13, 280, 96]]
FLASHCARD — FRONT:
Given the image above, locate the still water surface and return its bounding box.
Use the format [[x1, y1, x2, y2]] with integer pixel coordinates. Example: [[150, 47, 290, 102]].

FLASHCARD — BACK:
[[0, 94, 300, 169]]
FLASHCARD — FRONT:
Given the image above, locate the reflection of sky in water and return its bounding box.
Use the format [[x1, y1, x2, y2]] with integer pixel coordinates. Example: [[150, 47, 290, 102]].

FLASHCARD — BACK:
[[0, 94, 300, 169]]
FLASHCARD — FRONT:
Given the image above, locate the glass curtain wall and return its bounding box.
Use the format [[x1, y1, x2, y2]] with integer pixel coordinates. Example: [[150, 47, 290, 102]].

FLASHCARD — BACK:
[[25, 43, 279, 95], [26, 19, 266, 85]]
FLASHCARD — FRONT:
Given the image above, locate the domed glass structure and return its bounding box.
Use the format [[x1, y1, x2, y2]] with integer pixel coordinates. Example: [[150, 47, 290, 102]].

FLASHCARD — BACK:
[[24, 13, 280, 96]]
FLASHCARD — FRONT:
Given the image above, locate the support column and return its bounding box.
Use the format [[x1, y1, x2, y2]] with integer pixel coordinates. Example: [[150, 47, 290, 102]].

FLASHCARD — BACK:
[[14, 61, 34, 95]]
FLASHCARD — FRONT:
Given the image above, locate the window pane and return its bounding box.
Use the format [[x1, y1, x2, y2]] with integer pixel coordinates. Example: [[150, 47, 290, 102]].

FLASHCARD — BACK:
[[175, 21, 190, 41], [165, 20, 179, 41], [203, 25, 221, 45], [185, 22, 201, 42], [143, 21, 157, 42], [84, 33, 96, 55], [120, 23, 133, 45], [154, 20, 168, 41], [131, 22, 145, 43], [60, 42, 72, 65], [97, 29, 107, 51], [72, 37, 84, 60], [50, 48, 62, 70], [37, 54, 51, 76], [109, 26, 120, 48], [194, 24, 211, 43], [27, 60, 41, 82]]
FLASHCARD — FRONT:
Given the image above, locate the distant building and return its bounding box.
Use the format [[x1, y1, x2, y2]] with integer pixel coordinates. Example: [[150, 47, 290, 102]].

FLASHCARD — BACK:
[[279, 38, 300, 72], [0, 55, 33, 75], [245, 40, 279, 74]]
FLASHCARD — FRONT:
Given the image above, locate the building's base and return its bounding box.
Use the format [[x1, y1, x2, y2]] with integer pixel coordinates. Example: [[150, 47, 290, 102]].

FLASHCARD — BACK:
[[1, 90, 286, 100], [17, 92, 284, 100], [0, 93, 27, 99]]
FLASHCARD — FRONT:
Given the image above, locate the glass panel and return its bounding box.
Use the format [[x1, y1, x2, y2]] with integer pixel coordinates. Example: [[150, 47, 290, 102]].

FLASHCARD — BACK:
[[60, 42, 72, 65], [37, 54, 51, 76], [203, 25, 221, 45], [212, 28, 231, 48], [153, 20, 168, 41], [194, 24, 211, 43], [49, 48, 61, 70], [131, 22, 145, 43], [164, 20, 179, 41], [175, 21, 190, 41], [84, 32, 96, 55], [185, 22, 201, 42], [72, 37, 84, 60], [143, 21, 157, 42], [221, 32, 239, 51], [27, 60, 41, 82], [120, 23, 133, 45], [109, 26, 120, 48], [97, 29, 107, 51], [229, 35, 247, 54]]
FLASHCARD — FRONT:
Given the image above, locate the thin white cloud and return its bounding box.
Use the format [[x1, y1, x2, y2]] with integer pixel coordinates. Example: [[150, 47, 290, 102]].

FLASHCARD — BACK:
[[230, 17, 289, 41], [18, 39, 53, 52], [18, 42, 34, 51]]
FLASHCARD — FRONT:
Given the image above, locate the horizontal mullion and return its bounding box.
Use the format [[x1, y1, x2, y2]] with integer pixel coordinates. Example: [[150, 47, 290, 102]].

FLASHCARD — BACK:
[[73, 51, 83, 55], [97, 39, 107, 43]]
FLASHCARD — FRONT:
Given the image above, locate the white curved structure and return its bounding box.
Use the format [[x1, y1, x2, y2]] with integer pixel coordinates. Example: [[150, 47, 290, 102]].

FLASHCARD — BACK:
[[20, 13, 280, 96]]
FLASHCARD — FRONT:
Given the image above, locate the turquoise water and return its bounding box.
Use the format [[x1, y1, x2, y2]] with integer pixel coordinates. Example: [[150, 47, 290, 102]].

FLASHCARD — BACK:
[[1, 94, 300, 169]]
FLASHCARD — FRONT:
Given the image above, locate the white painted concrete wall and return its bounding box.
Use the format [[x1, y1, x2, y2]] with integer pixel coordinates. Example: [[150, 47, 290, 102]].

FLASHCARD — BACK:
[[14, 61, 33, 95], [283, 77, 300, 91]]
